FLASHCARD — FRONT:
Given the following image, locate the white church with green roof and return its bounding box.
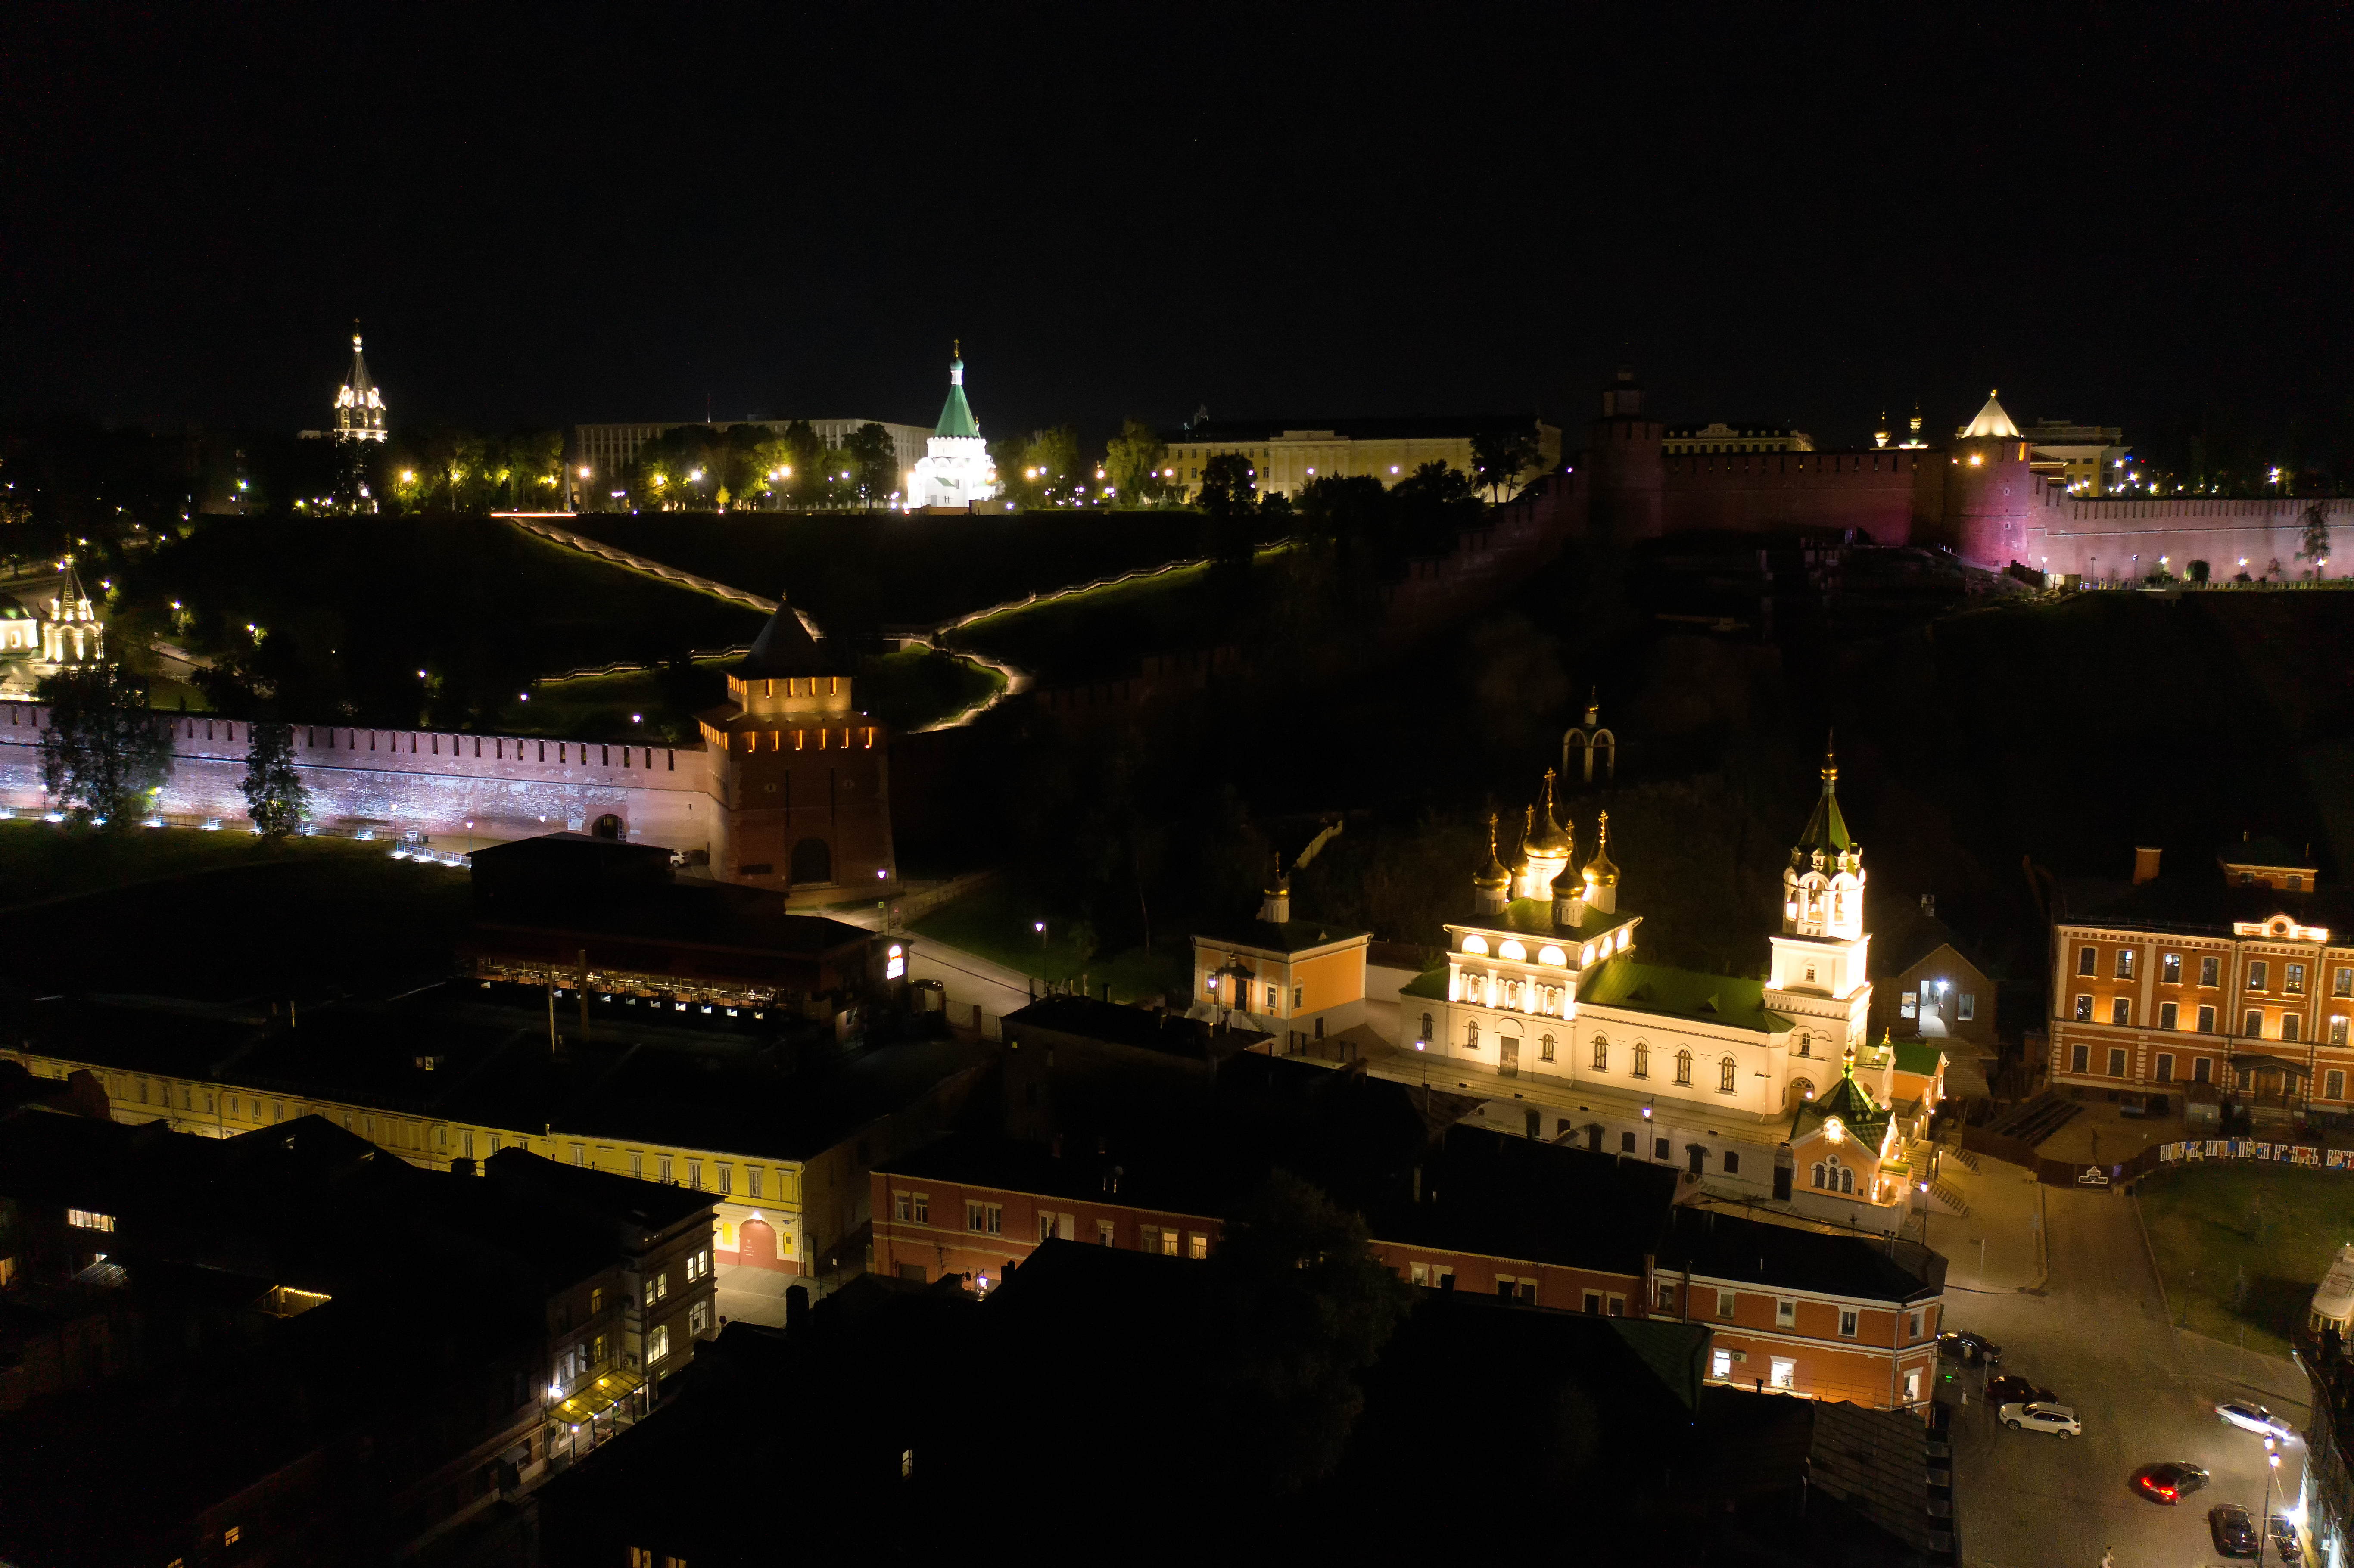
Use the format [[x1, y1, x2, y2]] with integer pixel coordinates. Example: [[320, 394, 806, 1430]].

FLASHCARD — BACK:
[[907, 343, 1000, 510]]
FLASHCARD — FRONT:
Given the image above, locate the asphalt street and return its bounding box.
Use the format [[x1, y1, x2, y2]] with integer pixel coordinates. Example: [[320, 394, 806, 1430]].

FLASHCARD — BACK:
[[1946, 1185, 2311, 1568]]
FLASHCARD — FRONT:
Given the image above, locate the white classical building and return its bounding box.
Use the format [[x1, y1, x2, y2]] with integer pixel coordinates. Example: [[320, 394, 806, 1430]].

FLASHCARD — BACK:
[[1389, 753, 1939, 1225], [907, 345, 999, 510]]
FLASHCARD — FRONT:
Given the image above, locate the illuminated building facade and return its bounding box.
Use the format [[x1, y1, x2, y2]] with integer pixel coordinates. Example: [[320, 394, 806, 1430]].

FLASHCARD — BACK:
[[2046, 839, 2354, 1112], [333, 331, 387, 442], [1158, 414, 1563, 502], [1390, 754, 1939, 1224], [907, 345, 1000, 510], [1191, 870, 1372, 1051]]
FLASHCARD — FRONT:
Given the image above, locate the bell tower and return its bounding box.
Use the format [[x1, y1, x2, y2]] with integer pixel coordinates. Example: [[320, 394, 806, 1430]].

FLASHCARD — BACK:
[[1762, 739, 1872, 1063]]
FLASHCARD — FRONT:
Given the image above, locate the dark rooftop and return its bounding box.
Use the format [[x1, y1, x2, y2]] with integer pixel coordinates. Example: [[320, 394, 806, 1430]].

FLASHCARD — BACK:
[[1191, 915, 1370, 954], [1654, 1205, 1945, 1303], [1000, 992, 1271, 1060]]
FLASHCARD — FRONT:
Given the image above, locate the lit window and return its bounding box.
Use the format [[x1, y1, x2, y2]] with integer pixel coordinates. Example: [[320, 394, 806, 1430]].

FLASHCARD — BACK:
[[1498, 940, 1526, 961], [67, 1209, 115, 1232], [1590, 1036, 1608, 1070], [1189, 1232, 1209, 1259], [647, 1325, 670, 1363], [1839, 1308, 1859, 1338], [1718, 1057, 1738, 1093], [688, 1300, 708, 1335], [912, 1194, 928, 1224], [1775, 1299, 1796, 1328]]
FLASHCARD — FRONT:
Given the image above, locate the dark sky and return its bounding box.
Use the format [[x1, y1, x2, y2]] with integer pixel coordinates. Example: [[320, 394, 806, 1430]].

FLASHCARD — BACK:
[[3, 3, 2349, 451]]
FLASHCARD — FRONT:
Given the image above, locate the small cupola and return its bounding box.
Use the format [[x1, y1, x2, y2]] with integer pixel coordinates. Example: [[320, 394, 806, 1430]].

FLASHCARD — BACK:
[[1259, 864, 1291, 925], [1473, 815, 1511, 915]]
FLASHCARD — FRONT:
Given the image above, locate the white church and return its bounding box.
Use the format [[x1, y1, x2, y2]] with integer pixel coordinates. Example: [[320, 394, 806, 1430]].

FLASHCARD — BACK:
[[907, 344, 1000, 510]]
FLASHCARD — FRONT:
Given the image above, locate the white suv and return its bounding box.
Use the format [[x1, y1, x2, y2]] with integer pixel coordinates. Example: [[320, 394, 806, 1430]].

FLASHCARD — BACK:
[[1999, 1400, 2080, 1438]]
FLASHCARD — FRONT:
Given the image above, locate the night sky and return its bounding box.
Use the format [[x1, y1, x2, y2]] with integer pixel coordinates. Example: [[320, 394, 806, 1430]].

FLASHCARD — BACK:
[[3, 4, 2349, 451]]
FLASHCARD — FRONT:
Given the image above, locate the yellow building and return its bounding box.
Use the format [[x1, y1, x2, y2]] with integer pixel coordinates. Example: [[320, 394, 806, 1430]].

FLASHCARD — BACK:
[[1192, 872, 1370, 1051], [1158, 416, 1560, 502], [1662, 421, 1814, 456]]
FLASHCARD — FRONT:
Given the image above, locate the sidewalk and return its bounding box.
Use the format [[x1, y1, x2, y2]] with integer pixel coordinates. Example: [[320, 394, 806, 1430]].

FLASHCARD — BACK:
[[1925, 1153, 2047, 1291], [2028, 1095, 2191, 1165]]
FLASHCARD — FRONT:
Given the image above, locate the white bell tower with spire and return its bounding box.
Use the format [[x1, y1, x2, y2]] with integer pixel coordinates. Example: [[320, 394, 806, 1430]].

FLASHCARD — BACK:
[[334, 324, 388, 442], [1762, 738, 1874, 1073]]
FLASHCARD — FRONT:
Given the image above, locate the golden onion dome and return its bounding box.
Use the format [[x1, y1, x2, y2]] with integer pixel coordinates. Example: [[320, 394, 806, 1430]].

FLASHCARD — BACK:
[[1582, 810, 1620, 888], [1473, 813, 1511, 890], [1527, 768, 1573, 856]]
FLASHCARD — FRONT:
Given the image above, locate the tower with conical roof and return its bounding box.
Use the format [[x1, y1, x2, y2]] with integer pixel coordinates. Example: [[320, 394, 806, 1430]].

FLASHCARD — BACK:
[[1948, 387, 2036, 568], [1762, 737, 1874, 1070], [909, 342, 1000, 510], [333, 326, 388, 442], [37, 558, 103, 670]]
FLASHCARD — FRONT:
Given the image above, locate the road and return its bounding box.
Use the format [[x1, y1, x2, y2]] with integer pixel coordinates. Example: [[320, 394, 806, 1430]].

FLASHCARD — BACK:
[[1945, 1184, 2311, 1568]]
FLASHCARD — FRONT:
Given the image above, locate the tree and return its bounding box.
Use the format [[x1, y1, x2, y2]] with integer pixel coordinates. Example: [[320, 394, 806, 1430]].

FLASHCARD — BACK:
[[1471, 424, 1541, 501], [1104, 417, 1168, 504], [2302, 499, 2331, 570], [1020, 425, 1084, 502], [1196, 451, 1261, 567], [240, 720, 309, 839], [36, 663, 172, 826], [844, 422, 900, 509], [1202, 1170, 1413, 1490], [507, 429, 565, 508]]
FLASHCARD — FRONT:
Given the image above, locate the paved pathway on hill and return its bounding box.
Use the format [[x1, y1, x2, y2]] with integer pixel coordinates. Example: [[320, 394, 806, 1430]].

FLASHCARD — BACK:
[[1944, 1177, 2308, 1568], [498, 514, 781, 612]]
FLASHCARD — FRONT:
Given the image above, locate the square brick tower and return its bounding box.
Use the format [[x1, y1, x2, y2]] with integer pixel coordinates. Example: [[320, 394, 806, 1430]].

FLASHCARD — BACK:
[[697, 602, 895, 899]]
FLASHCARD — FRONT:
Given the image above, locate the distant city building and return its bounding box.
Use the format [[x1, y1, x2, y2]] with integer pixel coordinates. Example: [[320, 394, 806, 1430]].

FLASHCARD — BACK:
[[332, 330, 387, 441], [571, 419, 931, 507], [2022, 415, 2131, 495], [1158, 414, 1562, 502], [908, 345, 1000, 510], [1663, 421, 1814, 456]]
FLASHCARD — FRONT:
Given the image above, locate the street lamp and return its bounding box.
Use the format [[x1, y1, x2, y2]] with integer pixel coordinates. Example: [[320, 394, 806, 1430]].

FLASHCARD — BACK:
[[2257, 1441, 2281, 1565]]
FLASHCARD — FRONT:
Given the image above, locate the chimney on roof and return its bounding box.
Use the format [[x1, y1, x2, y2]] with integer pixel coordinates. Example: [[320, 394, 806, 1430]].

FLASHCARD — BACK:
[[2134, 846, 2163, 885]]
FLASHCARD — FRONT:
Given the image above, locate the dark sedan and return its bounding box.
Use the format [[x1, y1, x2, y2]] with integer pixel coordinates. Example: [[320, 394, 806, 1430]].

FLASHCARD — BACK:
[[1937, 1331, 2002, 1364], [1987, 1375, 2056, 1406], [2130, 1462, 2210, 1503], [2208, 1503, 2259, 1557]]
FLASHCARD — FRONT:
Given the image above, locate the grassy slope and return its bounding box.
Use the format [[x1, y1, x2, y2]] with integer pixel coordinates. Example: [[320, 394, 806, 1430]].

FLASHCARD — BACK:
[[0, 821, 472, 1000], [561, 510, 1215, 637], [2137, 1162, 2354, 1356], [909, 879, 1188, 1003]]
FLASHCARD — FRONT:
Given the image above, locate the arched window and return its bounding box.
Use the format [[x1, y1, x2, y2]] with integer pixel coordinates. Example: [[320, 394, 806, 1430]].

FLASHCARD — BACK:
[[1674, 1049, 1692, 1086], [1796, 1032, 1812, 1059], [1792, 1077, 1815, 1103], [1718, 1057, 1738, 1093], [1811, 1162, 1826, 1188], [1420, 1013, 1433, 1043], [1590, 1036, 1609, 1071], [1466, 1020, 1480, 1050], [1632, 1041, 1650, 1078], [1840, 1167, 1855, 1195], [1540, 1034, 1556, 1063]]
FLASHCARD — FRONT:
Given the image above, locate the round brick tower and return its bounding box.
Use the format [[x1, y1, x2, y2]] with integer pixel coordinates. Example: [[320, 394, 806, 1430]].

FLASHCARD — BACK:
[[1946, 391, 2038, 569]]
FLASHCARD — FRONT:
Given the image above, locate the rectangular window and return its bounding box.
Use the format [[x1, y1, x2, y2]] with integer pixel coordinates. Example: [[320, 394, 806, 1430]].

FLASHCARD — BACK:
[[2246, 1010, 2265, 1038], [688, 1300, 708, 1335], [747, 1167, 762, 1199], [2162, 952, 2183, 984], [1189, 1232, 1209, 1259], [1775, 1298, 1796, 1328], [571, 1143, 585, 1167], [2107, 1047, 2127, 1077], [2111, 998, 2130, 1026], [2159, 1001, 2178, 1030], [1654, 1136, 1671, 1160], [1718, 1289, 1737, 1317], [1137, 1225, 1160, 1254], [2329, 1069, 2347, 1101], [2071, 1042, 2089, 1073], [686, 1160, 702, 1190], [2337, 966, 2353, 997], [2116, 949, 2136, 980], [2250, 960, 2269, 991], [1724, 1150, 1740, 1175], [647, 1325, 670, 1363], [1158, 1228, 1178, 1257], [1838, 1308, 1859, 1338], [1292, 986, 1303, 1010], [2201, 955, 2221, 987], [1907, 1308, 1923, 1340], [1900, 991, 1918, 1019], [986, 1204, 1002, 1235], [591, 1286, 603, 1313], [1607, 1294, 1625, 1317], [1657, 1281, 1677, 1311], [2289, 964, 2308, 996], [966, 1201, 987, 1233], [2155, 1053, 2174, 1083], [1591, 1038, 1608, 1070], [1410, 1261, 1428, 1286], [1620, 1130, 1635, 1153], [2335, 1016, 2350, 1046], [2074, 995, 2092, 1022], [2198, 1005, 2217, 1034], [1583, 1291, 1602, 1313], [2285, 1014, 2302, 1043], [715, 1163, 732, 1194], [1038, 1212, 1056, 1243], [1712, 1348, 1733, 1380], [1096, 1220, 1115, 1246], [67, 1208, 116, 1232], [657, 1155, 672, 1183], [1958, 992, 1976, 1021], [2194, 1056, 2212, 1083], [1770, 1356, 1796, 1391], [912, 1194, 928, 1224], [2077, 945, 2096, 976], [630, 1150, 644, 1179]]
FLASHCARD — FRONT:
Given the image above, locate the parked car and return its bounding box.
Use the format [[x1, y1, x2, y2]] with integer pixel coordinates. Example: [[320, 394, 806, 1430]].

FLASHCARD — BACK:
[[1999, 1401, 2079, 1438], [2269, 1514, 2302, 1560], [1987, 1375, 2057, 1406], [2208, 1503, 2259, 1557], [2131, 1462, 2211, 1503], [2215, 1400, 2298, 1442], [1939, 1331, 2002, 1364]]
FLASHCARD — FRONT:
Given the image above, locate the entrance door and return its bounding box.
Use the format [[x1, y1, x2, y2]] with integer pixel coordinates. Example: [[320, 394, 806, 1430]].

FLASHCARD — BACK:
[[1687, 1144, 1706, 1176], [1498, 1030, 1520, 1080], [1773, 1161, 1794, 1201], [740, 1217, 778, 1270]]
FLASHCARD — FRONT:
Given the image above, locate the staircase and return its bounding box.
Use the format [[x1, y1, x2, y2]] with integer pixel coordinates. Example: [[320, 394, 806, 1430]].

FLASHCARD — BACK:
[[1945, 1146, 1981, 1175], [1929, 1181, 1972, 1218]]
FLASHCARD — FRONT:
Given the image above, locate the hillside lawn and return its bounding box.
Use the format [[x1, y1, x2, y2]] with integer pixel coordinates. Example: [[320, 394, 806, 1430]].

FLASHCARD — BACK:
[[2136, 1160, 2354, 1358], [909, 878, 1188, 1004]]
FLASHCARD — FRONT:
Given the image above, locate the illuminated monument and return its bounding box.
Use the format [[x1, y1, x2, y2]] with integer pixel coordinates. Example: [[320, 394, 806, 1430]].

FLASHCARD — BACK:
[[334, 329, 388, 442], [907, 344, 999, 509]]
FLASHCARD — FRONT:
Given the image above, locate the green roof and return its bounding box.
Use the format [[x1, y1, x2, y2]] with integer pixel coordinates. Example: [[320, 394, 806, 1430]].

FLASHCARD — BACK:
[[1797, 781, 1853, 853], [1892, 1039, 1944, 1079], [935, 364, 979, 438], [1401, 964, 1451, 1001], [1792, 1060, 1892, 1143], [1461, 898, 1637, 942], [1576, 957, 1788, 1035]]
